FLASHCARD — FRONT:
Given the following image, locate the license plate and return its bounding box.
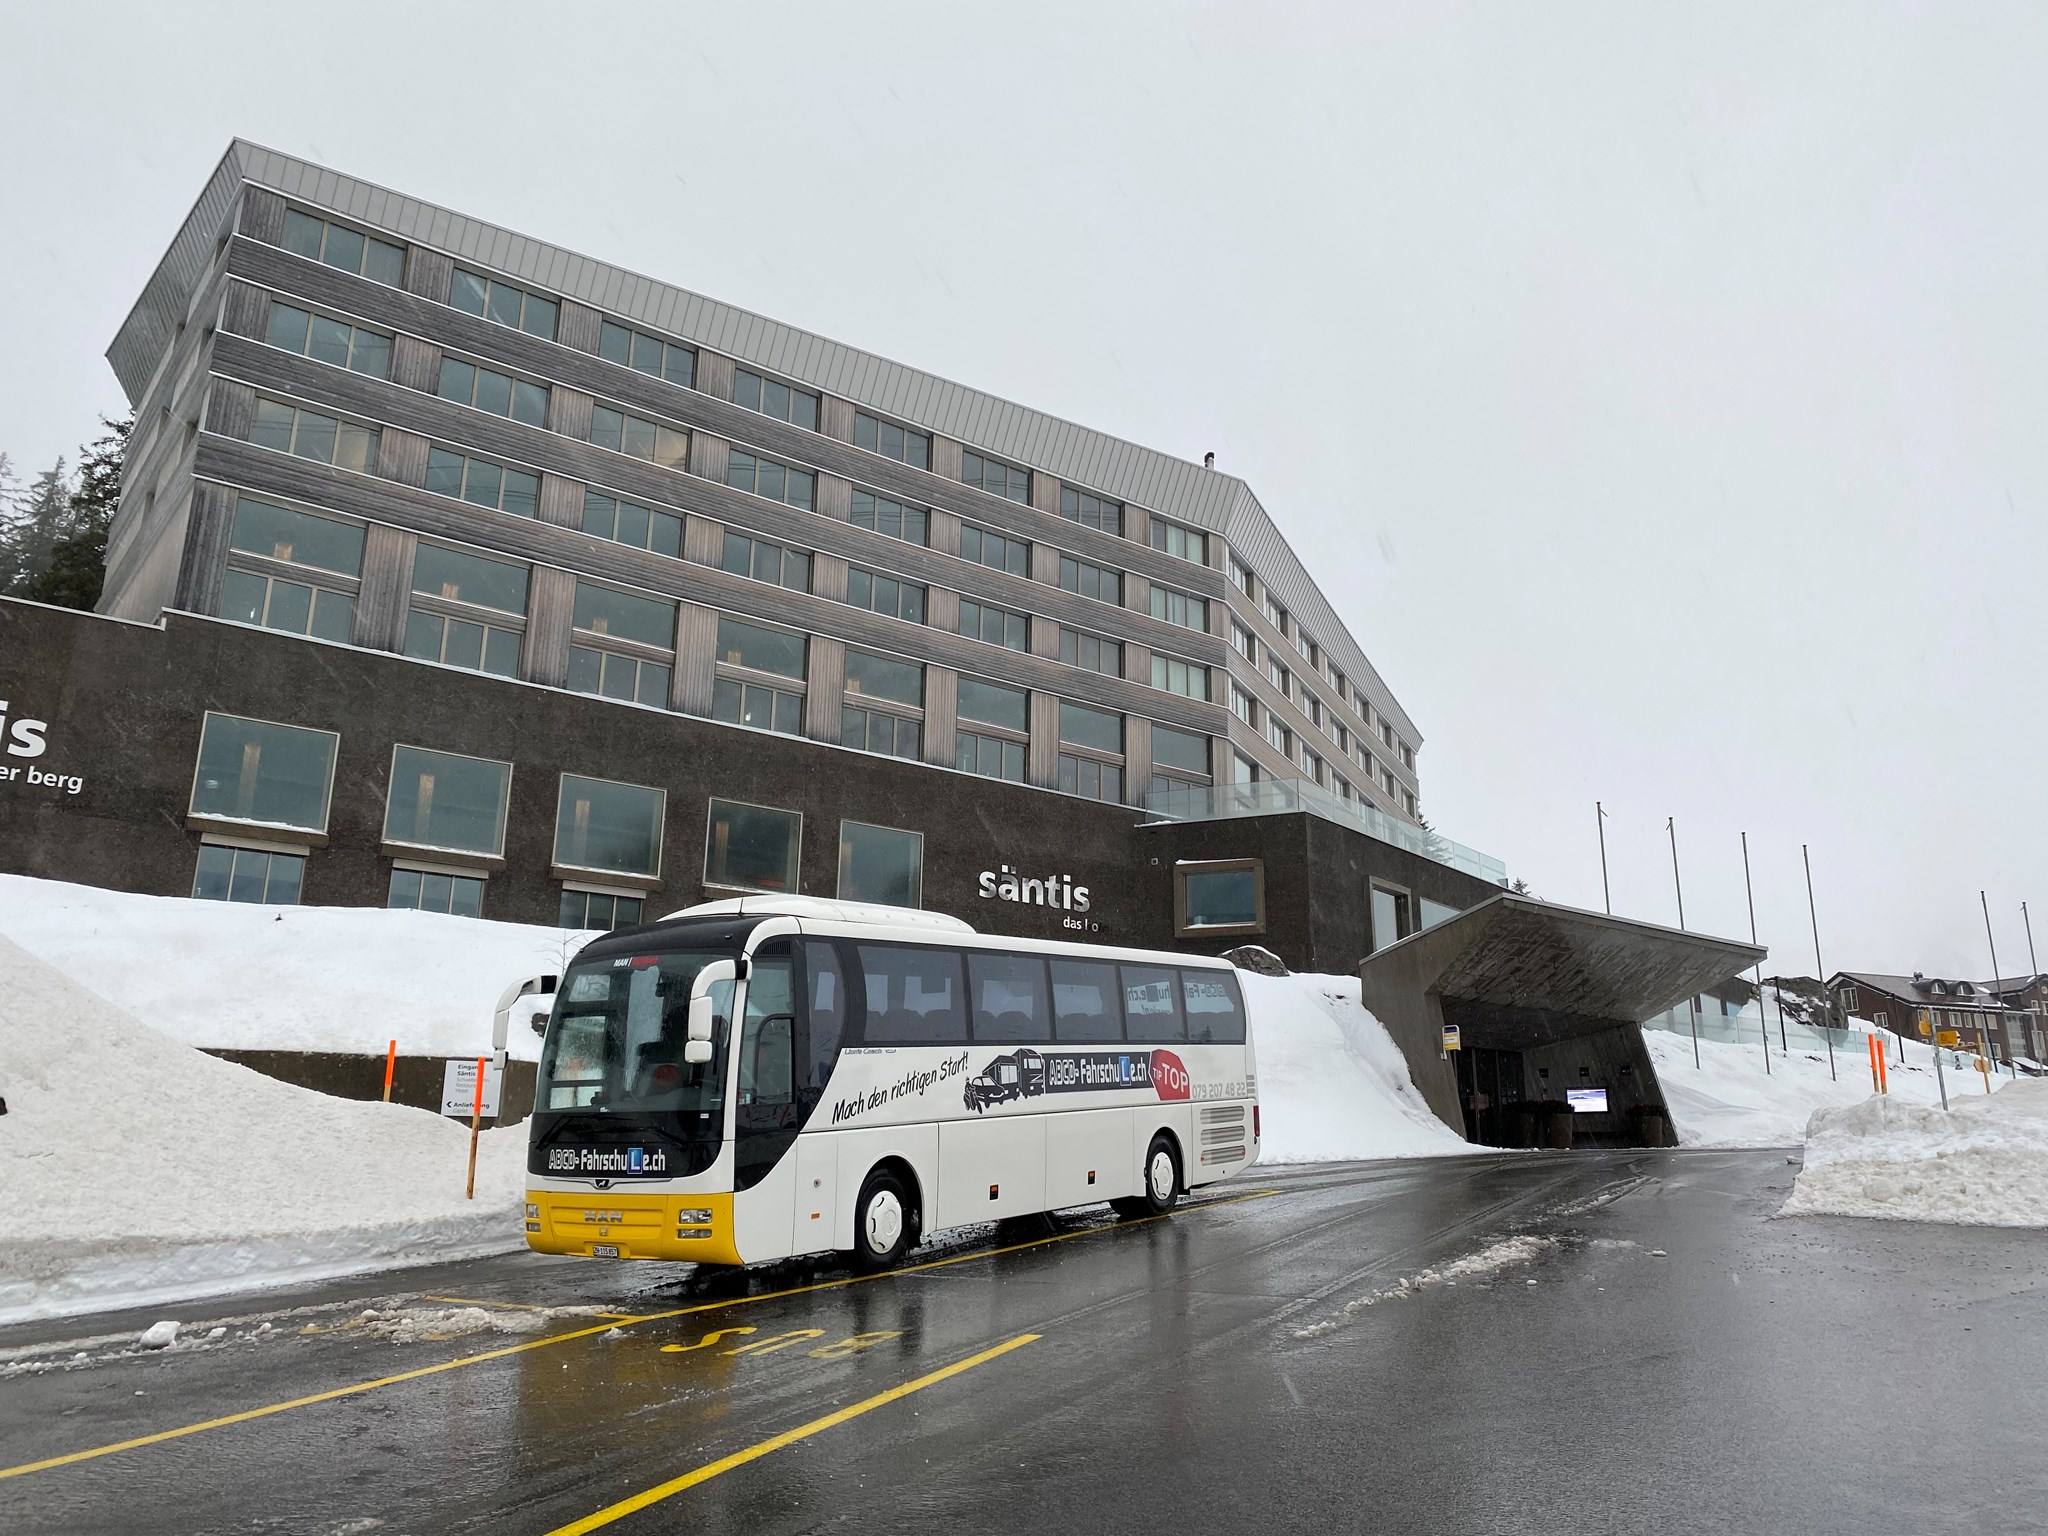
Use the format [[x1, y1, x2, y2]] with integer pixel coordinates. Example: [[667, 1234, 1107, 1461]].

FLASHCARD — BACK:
[[592, 1244, 621, 1259]]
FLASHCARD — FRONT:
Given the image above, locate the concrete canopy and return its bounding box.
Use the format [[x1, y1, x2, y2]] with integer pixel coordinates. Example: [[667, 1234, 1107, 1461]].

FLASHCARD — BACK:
[[1358, 894, 1767, 1140]]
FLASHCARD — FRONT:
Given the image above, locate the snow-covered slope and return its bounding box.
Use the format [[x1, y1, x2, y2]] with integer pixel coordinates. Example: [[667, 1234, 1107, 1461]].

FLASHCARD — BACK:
[[1242, 971, 1475, 1162], [1648, 1025, 2015, 1148], [0, 872, 583, 1060], [1780, 1078, 2047, 1227], [0, 934, 526, 1325]]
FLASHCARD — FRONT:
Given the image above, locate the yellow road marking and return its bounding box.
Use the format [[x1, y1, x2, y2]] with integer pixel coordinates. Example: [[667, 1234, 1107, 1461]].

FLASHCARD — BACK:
[[0, 1186, 1277, 1482], [540, 1333, 1040, 1536]]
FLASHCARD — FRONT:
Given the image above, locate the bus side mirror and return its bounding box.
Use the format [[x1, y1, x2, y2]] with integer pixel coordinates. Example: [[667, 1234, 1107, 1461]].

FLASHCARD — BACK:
[[689, 960, 738, 1043], [683, 1039, 714, 1065]]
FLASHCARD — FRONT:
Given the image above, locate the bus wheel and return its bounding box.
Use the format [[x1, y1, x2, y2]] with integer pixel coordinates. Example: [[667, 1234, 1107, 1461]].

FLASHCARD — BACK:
[[853, 1169, 912, 1270], [1114, 1134, 1180, 1219]]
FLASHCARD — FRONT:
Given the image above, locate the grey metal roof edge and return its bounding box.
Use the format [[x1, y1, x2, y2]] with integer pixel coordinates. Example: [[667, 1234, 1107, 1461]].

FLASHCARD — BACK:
[[105, 142, 251, 401], [224, 140, 1247, 526], [1223, 482, 1420, 746]]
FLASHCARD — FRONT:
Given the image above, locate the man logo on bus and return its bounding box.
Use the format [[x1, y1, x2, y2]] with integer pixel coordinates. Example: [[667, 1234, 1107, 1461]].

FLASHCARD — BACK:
[[1151, 1050, 1191, 1102]]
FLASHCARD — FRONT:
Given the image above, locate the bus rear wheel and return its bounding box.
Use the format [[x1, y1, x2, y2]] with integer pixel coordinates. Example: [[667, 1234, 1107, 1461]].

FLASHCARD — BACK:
[[853, 1169, 913, 1271], [1113, 1134, 1180, 1219]]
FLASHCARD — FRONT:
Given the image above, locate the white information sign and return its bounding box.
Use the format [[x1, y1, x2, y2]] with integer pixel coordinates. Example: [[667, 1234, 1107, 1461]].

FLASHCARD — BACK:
[[440, 1058, 503, 1119]]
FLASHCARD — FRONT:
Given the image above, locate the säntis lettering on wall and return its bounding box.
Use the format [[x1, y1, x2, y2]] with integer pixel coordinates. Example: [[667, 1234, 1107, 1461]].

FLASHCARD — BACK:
[[978, 864, 1090, 912], [0, 699, 83, 796]]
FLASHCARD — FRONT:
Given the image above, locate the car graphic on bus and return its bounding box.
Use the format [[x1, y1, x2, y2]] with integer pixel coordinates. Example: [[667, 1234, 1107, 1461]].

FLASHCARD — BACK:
[[963, 1049, 1046, 1112]]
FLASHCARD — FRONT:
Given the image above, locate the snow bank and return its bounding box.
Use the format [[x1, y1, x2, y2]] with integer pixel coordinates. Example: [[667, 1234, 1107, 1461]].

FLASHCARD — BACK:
[[1647, 1025, 2012, 1148], [1242, 971, 1475, 1162], [0, 873, 585, 1061], [1779, 1078, 2048, 1227], [0, 934, 527, 1325]]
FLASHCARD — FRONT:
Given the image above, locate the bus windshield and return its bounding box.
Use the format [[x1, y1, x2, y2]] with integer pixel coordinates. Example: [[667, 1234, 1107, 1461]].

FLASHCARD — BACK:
[[538, 951, 735, 1116]]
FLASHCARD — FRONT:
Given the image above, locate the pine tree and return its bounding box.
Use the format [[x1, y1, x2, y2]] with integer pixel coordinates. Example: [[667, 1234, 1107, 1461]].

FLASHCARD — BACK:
[[2, 459, 68, 598], [0, 452, 22, 592], [28, 414, 129, 611]]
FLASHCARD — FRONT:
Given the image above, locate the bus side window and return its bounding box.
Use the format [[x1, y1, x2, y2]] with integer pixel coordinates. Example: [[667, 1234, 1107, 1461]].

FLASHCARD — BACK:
[[1182, 970, 1245, 1044], [804, 940, 847, 1089], [740, 945, 796, 1108], [746, 1016, 794, 1108]]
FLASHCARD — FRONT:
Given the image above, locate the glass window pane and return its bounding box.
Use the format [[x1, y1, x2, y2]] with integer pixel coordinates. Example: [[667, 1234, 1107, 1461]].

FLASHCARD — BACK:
[[1002, 742, 1025, 781], [483, 627, 520, 677], [589, 406, 624, 453], [622, 416, 656, 460], [335, 424, 377, 474], [756, 460, 785, 503], [366, 239, 406, 287], [716, 616, 805, 679], [1182, 971, 1247, 1043], [772, 691, 802, 735], [1153, 724, 1209, 776], [423, 446, 462, 497], [792, 392, 819, 433], [599, 652, 636, 701], [321, 224, 365, 274], [501, 470, 539, 519], [600, 321, 633, 366], [721, 531, 751, 576], [223, 569, 267, 625], [705, 799, 799, 892], [291, 412, 338, 464], [347, 330, 391, 379], [855, 414, 879, 452], [387, 867, 424, 909], [580, 492, 617, 541], [787, 470, 814, 512], [450, 269, 488, 315], [653, 426, 688, 470], [726, 450, 755, 492], [956, 677, 1026, 731], [756, 545, 782, 585], [404, 611, 443, 661], [461, 459, 502, 509], [411, 543, 528, 613], [250, 398, 296, 453], [443, 619, 485, 671], [264, 302, 310, 353], [857, 945, 965, 1044], [486, 282, 522, 327], [419, 872, 453, 913], [555, 774, 665, 877], [283, 209, 325, 259], [263, 580, 312, 635], [845, 649, 922, 707], [264, 852, 305, 905], [712, 678, 741, 723], [1059, 700, 1122, 753], [842, 707, 868, 750], [650, 512, 683, 558], [576, 581, 676, 649], [616, 501, 650, 550], [630, 333, 663, 375], [307, 314, 352, 367], [192, 844, 234, 901], [309, 590, 354, 644], [568, 646, 602, 694], [785, 551, 810, 592], [1121, 966, 1185, 1043], [637, 662, 671, 708], [449, 877, 483, 919], [903, 585, 925, 625], [846, 568, 872, 609], [191, 713, 338, 830], [733, 370, 762, 412], [228, 849, 268, 904], [663, 345, 694, 386], [473, 367, 513, 417], [878, 421, 902, 459], [906, 433, 930, 471], [1184, 869, 1258, 930], [1051, 960, 1121, 1043], [838, 822, 923, 907], [522, 295, 557, 340], [763, 379, 791, 420]]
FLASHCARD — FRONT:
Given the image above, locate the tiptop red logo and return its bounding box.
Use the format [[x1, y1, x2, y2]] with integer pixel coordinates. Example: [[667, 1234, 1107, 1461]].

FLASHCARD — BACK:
[[1150, 1050, 1190, 1101]]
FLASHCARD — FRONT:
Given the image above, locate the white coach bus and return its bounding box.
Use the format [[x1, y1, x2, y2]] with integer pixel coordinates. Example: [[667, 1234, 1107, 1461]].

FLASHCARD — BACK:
[[503, 896, 1259, 1270]]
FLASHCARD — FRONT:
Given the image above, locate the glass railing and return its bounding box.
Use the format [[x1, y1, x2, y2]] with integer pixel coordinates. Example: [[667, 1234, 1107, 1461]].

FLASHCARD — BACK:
[[1142, 777, 1508, 885]]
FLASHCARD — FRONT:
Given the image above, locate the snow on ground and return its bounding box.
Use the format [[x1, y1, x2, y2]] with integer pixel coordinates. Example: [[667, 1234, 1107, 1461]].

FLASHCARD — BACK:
[[1242, 971, 1476, 1162], [0, 934, 527, 1326], [1647, 1024, 2017, 1148], [0, 873, 587, 1060], [1779, 1078, 2048, 1227]]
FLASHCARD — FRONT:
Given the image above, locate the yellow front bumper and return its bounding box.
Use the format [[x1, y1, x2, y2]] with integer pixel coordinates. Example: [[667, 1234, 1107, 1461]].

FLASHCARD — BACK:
[[524, 1189, 741, 1265]]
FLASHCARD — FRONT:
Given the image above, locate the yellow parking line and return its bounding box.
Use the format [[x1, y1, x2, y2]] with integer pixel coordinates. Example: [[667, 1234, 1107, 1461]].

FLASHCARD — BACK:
[[0, 1185, 1278, 1482], [541, 1334, 1041, 1536]]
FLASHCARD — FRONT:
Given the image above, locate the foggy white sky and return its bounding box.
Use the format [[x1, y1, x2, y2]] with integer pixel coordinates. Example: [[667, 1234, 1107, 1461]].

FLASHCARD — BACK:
[[2, 2, 2040, 979]]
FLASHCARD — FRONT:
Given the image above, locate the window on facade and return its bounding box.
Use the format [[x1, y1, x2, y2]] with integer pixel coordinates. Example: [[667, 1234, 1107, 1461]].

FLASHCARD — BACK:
[[838, 822, 923, 907], [850, 488, 929, 544], [1152, 723, 1211, 780], [960, 525, 1030, 577], [1059, 626, 1122, 677], [1383, 769, 1398, 795], [714, 678, 803, 736], [726, 448, 815, 510], [223, 498, 363, 645], [957, 677, 1027, 733], [845, 566, 926, 624], [263, 302, 391, 379], [387, 868, 484, 918], [1383, 721, 1398, 749], [250, 397, 379, 473], [581, 490, 683, 558], [559, 889, 644, 930], [1177, 862, 1263, 935], [1303, 748, 1325, 784], [715, 615, 806, 678], [438, 357, 548, 427], [721, 530, 811, 593], [844, 648, 924, 708], [1059, 486, 1122, 535], [955, 731, 1026, 783], [569, 583, 676, 708], [224, 568, 356, 644], [1230, 557, 1255, 595], [1267, 719, 1293, 756], [1369, 884, 1414, 952], [961, 449, 1029, 503], [955, 676, 1027, 783], [1149, 518, 1207, 564], [841, 705, 921, 761], [854, 412, 931, 470], [424, 447, 540, 518], [1058, 701, 1124, 804], [193, 845, 305, 906], [705, 799, 800, 892], [1404, 789, 1418, 817], [732, 367, 821, 432], [229, 497, 364, 575], [1057, 700, 1123, 755], [1401, 742, 1416, 770], [190, 713, 338, 831], [383, 746, 511, 857], [1230, 684, 1256, 727], [1150, 584, 1207, 632], [1151, 653, 1209, 701], [587, 403, 688, 470], [405, 544, 526, 678], [842, 649, 924, 757], [957, 598, 1028, 651], [1231, 622, 1256, 664], [555, 775, 664, 877], [1267, 658, 1292, 698], [1058, 554, 1122, 604], [282, 208, 405, 286], [598, 320, 695, 386], [1263, 593, 1288, 634], [449, 267, 558, 340]]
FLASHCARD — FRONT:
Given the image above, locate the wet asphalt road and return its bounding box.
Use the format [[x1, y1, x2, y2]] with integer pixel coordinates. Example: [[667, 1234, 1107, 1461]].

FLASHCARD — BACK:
[[2, 1151, 2044, 1536]]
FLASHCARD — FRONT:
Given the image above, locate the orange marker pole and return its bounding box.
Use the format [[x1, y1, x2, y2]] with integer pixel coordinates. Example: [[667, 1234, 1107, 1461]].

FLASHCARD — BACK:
[[382, 1040, 398, 1103], [466, 1055, 486, 1200], [1876, 1038, 1889, 1094], [1867, 1033, 1880, 1094]]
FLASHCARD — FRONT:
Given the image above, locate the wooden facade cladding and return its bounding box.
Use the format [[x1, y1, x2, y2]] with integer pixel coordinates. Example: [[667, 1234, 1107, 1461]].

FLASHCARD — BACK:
[[921, 665, 959, 766], [537, 474, 583, 530], [815, 473, 851, 521], [821, 396, 855, 443], [1124, 716, 1155, 794], [1026, 691, 1061, 790], [525, 567, 576, 688], [688, 432, 729, 485], [695, 351, 734, 403], [683, 514, 725, 566], [391, 334, 440, 394], [403, 247, 453, 305], [374, 429, 429, 489], [239, 187, 287, 245], [806, 635, 846, 744], [556, 300, 603, 355], [221, 281, 269, 342], [546, 386, 594, 442], [354, 523, 416, 652], [673, 602, 719, 714], [811, 552, 850, 604], [175, 481, 236, 616], [204, 379, 257, 441]]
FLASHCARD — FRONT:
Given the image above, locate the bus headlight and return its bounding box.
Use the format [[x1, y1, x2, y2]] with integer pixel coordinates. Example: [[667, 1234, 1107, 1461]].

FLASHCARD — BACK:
[[676, 1208, 713, 1225], [526, 1203, 539, 1218], [677, 1228, 713, 1240]]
